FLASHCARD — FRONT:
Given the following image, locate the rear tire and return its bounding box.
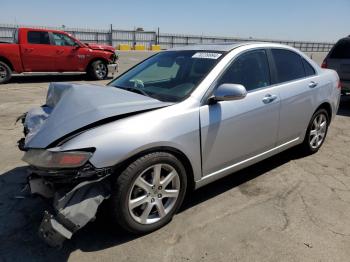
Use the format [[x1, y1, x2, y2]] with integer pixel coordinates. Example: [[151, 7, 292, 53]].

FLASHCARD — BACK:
[[88, 60, 108, 80], [110, 152, 187, 234], [300, 108, 329, 154], [0, 61, 12, 84]]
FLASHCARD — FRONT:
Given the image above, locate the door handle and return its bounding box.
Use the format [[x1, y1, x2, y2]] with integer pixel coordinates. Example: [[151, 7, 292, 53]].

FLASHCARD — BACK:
[[262, 94, 278, 104], [56, 50, 64, 55], [24, 48, 33, 53], [308, 81, 318, 88]]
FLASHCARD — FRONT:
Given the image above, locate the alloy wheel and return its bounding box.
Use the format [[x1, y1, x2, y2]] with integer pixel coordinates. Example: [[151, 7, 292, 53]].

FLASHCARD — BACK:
[[128, 163, 180, 225], [309, 113, 327, 149], [95, 63, 107, 78]]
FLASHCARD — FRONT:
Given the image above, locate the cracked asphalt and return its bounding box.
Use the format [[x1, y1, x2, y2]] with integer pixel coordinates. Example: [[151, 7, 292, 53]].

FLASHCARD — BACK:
[[0, 51, 349, 262]]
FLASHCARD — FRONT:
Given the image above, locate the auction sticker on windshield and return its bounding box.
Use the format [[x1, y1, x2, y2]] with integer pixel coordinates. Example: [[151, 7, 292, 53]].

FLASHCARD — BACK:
[[192, 52, 222, 59]]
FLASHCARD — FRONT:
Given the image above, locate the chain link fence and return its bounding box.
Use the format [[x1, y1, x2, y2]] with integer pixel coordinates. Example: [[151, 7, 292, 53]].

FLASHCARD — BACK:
[[0, 23, 334, 52]]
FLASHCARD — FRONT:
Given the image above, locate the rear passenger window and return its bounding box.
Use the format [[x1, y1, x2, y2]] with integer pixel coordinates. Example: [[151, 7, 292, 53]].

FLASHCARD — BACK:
[[271, 49, 305, 83], [302, 58, 316, 76], [218, 49, 271, 91], [330, 40, 350, 59], [27, 31, 50, 45]]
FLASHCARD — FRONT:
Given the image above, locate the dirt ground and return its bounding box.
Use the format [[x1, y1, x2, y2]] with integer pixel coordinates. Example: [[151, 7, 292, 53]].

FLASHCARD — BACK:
[[0, 51, 350, 262]]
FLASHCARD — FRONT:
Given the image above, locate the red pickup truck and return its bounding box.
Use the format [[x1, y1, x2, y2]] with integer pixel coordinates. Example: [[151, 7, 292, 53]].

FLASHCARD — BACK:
[[0, 27, 118, 84]]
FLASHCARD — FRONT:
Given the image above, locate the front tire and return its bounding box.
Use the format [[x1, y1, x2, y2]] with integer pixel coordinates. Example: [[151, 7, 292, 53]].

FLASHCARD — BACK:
[[88, 60, 108, 80], [300, 108, 329, 154], [110, 152, 187, 234], [0, 61, 12, 84]]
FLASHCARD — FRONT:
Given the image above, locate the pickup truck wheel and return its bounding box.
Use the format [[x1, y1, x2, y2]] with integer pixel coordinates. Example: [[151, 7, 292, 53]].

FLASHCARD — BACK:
[[0, 61, 12, 84], [110, 152, 187, 234], [88, 60, 108, 80]]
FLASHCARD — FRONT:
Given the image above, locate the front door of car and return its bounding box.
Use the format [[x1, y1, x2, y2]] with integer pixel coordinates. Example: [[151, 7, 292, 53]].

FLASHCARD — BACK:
[[200, 49, 280, 176], [51, 32, 82, 72]]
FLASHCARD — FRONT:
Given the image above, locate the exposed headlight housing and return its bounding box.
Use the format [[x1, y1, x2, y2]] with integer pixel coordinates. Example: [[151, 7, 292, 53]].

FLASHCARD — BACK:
[[22, 149, 93, 169]]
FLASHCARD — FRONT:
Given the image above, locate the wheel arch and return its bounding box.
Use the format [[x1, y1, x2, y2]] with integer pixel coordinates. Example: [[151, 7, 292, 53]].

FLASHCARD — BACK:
[[85, 57, 108, 71], [0, 56, 14, 71], [113, 146, 196, 191], [315, 102, 332, 124], [301, 101, 333, 143]]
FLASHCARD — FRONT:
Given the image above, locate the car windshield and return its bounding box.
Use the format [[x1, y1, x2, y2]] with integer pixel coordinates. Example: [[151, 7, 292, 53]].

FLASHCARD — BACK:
[[109, 50, 225, 102]]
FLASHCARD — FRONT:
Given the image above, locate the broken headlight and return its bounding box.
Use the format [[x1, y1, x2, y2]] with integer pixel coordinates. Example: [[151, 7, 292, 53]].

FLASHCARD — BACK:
[[22, 149, 93, 169]]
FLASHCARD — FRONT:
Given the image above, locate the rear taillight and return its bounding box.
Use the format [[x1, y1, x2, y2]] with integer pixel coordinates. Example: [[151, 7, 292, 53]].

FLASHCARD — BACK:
[[321, 60, 327, 68]]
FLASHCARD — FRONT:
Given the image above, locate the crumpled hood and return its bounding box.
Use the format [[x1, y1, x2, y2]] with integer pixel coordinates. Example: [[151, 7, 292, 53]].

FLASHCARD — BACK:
[[85, 43, 115, 53], [24, 82, 172, 149]]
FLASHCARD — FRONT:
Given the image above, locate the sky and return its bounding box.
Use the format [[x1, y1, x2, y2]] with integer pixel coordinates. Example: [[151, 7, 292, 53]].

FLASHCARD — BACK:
[[1, 0, 349, 42]]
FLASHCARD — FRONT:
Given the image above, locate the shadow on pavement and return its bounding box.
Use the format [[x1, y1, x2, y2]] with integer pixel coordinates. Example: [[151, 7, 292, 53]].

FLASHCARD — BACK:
[[7, 74, 113, 84], [180, 146, 304, 212], [0, 146, 303, 261], [337, 95, 350, 117]]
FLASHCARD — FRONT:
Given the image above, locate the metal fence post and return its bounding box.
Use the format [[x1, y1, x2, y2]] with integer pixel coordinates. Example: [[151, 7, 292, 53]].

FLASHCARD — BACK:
[[157, 27, 160, 45], [110, 24, 113, 46], [133, 30, 136, 48]]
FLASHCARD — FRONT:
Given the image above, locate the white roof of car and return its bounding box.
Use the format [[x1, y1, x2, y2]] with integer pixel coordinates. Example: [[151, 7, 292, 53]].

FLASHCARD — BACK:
[[168, 42, 266, 52]]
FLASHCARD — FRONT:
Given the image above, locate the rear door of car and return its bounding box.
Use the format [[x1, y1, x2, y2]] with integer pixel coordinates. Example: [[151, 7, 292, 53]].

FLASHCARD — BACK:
[[20, 30, 56, 71], [200, 49, 280, 177], [268, 49, 318, 145], [326, 39, 350, 82]]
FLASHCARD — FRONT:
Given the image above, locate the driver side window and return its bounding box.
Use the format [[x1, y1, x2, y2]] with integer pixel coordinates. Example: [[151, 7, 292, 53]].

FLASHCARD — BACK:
[[52, 33, 77, 46], [218, 49, 271, 91]]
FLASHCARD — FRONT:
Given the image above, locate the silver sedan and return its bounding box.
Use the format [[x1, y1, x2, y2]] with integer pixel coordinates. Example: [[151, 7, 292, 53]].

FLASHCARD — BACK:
[[19, 42, 340, 246]]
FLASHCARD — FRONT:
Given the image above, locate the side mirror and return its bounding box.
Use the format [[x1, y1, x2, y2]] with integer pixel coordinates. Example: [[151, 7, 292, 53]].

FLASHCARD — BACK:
[[73, 43, 80, 50], [209, 83, 247, 103]]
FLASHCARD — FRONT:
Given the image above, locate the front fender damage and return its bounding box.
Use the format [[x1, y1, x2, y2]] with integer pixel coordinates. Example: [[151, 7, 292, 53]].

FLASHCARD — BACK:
[[28, 168, 112, 247]]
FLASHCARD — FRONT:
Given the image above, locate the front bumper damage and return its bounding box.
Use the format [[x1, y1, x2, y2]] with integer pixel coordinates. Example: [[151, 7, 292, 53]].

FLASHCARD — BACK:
[[107, 51, 119, 76], [107, 63, 118, 77], [27, 165, 113, 247]]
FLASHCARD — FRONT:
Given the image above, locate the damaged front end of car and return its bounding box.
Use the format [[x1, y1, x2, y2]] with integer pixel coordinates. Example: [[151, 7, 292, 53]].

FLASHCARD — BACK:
[[17, 82, 172, 247], [24, 153, 113, 247]]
